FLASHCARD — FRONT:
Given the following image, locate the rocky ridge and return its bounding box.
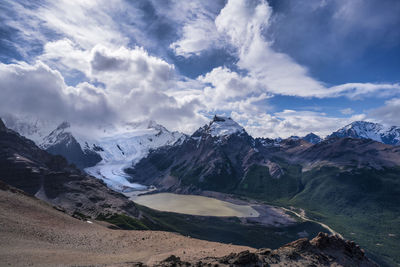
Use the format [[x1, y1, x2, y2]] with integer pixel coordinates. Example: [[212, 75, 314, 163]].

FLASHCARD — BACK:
[[156, 232, 377, 267], [328, 121, 400, 145]]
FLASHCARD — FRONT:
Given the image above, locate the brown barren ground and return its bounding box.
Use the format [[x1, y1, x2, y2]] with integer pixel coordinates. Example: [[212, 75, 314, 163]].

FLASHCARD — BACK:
[[0, 188, 253, 267]]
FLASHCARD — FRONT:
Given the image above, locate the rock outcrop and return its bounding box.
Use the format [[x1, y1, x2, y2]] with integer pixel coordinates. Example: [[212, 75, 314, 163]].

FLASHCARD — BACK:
[[155, 233, 378, 267]]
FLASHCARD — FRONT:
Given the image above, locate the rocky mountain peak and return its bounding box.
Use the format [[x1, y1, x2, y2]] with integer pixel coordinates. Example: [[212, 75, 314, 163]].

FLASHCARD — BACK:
[[147, 120, 168, 133], [329, 120, 400, 145], [302, 132, 322, 144], [207, 115, 245, 137], [0, 118, 6, 131], [344, 121, 383, 133], [43, 122, 72, 144], [212, 115, 228, 122], [56, 121, 71, 130]]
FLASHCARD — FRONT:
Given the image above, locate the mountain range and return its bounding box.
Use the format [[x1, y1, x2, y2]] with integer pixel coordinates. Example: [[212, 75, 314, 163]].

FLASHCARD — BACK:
[[129, 116, 400, 191], [2, 114, 400, 265], [128, 116, 400, 266], [329, 121, 400, 145], [0, 117, 379, 266], [2, 115, 184, 192], [0, 118, 139, 219], [4, 115, 400, 184]]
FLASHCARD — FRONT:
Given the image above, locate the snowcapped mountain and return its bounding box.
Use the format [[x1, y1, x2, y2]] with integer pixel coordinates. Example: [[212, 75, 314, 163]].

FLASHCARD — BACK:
[[1, 113, 56, 144], [207, 116, 245, 137], [84, 121, 184, 192], [193, 115, 245, 138], [328, 121, 400, 145], [3, 115, 184, 192], [129, 115, 281, 192], [40, 121, 102, 169]]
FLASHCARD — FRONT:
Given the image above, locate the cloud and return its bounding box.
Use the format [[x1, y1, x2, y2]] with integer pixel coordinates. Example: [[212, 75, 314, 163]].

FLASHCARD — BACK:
[[172, 0, 400, 99], [169, 11, 221, 57], [329, 83, 400, 98], [340, 108, 354, 115], [197, 66, 270, 111], [1, 0, 399, 137], [39, 38, 90, 78], [0, 0, 158, 60], [0, 61, 114, 124], [0, 43, 205, 133], [40, 39, 176, 93], [232, 109, 366, 138], [369, 98, 400, 126], [87, 45, 176, 97], [91, 50, 131, 72]]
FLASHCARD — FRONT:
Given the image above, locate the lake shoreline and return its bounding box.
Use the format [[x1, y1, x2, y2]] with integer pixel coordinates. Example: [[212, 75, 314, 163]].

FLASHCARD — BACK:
[[125, 189, 296, 227]]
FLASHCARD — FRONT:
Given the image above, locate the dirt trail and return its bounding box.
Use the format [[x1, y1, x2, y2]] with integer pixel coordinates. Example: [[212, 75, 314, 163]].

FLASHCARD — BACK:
[[0, 188, 253, 267], [281, 206, 344, 239]]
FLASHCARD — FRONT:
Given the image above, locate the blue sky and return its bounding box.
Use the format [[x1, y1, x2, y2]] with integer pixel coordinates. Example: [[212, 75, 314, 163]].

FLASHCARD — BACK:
[[0, 0, 399, 137]]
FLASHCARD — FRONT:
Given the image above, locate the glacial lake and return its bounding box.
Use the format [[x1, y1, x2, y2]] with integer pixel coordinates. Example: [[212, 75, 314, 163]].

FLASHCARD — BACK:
[[131, 193, 259, 218]]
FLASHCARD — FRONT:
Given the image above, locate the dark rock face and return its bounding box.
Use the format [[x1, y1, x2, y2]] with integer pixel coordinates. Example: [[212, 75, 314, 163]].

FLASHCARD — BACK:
[[0, 118, 6, 131], [0, 121, 138, 219], [128, 125, 266, 193]]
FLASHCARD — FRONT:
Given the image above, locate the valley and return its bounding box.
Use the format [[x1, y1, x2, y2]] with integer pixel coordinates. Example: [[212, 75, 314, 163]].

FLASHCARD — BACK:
[[1, 116, 398, 266]]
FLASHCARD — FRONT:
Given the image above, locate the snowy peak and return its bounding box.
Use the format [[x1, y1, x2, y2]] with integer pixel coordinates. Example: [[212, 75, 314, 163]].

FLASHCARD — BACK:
[[41, 121, 74, 149], [146, 120, 167, 131], [329, 121, 400, 145], [1, 114, 57, 144], [342, 121, 383, 139], [56, 121, 71, 130], [201, 115, 245, 137]]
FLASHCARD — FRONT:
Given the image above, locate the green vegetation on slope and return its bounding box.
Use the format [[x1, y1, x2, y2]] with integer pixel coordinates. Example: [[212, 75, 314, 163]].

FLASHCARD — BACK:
[[236, 161, 301, 202], [288, 166, 400, 267], [231, 164, 400, 267]]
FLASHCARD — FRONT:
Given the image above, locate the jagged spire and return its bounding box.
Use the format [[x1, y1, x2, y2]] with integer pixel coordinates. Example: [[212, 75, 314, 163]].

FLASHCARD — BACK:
[[212, 115, 226, 122], [0, 118, 7, 131]]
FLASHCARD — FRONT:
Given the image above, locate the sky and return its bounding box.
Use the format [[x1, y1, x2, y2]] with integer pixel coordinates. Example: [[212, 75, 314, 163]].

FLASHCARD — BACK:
[[0, 0, 400, 138]]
